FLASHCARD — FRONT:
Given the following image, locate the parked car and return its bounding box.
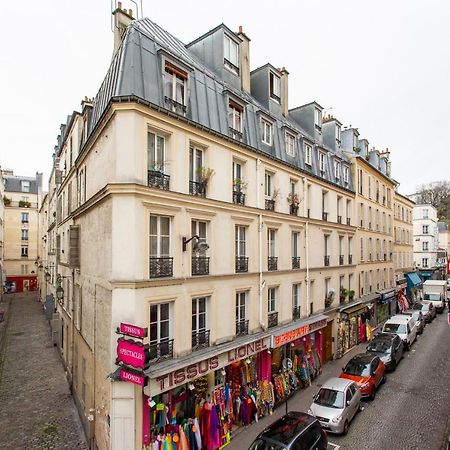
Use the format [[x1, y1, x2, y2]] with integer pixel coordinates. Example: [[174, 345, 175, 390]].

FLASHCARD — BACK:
[[339, 353, 386, 400], [402, 309, 425, 334], [308, 377, 362, 435], [366, 333, 404, 371], [382, 315, 417, 350], [248, 411, 328, 450], [412, 301, 436, 323]]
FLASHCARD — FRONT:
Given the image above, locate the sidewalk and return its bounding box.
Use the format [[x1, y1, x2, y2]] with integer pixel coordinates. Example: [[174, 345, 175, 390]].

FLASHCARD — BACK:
[[0, 291, 87, 450], [227, 342, 369, 450]]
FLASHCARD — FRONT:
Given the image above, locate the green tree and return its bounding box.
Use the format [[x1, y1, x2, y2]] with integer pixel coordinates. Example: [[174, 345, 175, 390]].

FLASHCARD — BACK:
[[416, 181, 450, 221]]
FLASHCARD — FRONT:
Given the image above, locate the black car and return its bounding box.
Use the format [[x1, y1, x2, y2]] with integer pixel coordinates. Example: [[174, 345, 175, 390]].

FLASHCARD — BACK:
[[366, 333, 404, 371], [248, 412, 328, 450]]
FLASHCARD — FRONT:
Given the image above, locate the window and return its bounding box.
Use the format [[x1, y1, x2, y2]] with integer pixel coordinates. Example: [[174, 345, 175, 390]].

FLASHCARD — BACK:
[[228, 101, 243, 138], [285, 132, 295, 156], [334, 160, 340, 180], [21, 180, 30, 192], [268, 287, 276, 313], [21, 264, 28, 275], [336, 125, 341, 143], [21, 212, 29, 223], [422, 258, 428, 268], [164, 62, 187, 110], [189, 146, 203, 183], [224, 35, 239, 73], [21, 229, 28, 240], [21, 246, 28, 257], [69, 137, 73, 167], [78, 168, 86, 204], [192, 297, 208, 335], [343, 165, 349, 184], [268, 229, 276, 257], [314, 108, 322, 130], [358, 169, 363, 195], [422, 241, 429, 251], [150, 303, 172, 356], [149, 214, 170, 265], [148, 131, 166, 172], [264, 172, 272, 197], [236, 291, 247, 323], [368, 176, 371, 198], [423, 225, 429, 234], [81, 357, 86, 405], [191, 220, 208, 253], [292, 283, 300, 312], [261, 119, 272, 145], [304, 143, 312, 166], [233, 161, 243, 185], [235, 225, 247, 257], [292, 232, 299, 258], [360, 237, 364, 261], [423, 209, 429, 219], [269, 71, 281, 101], [319, 152, 326, 173]]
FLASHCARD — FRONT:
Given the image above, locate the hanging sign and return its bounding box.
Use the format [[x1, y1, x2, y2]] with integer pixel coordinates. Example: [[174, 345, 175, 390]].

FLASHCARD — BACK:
[[116, 337, 149, 369], [447, 259, 450, 274], [119, 368, 146, 386], [119, 322, 148, 339]]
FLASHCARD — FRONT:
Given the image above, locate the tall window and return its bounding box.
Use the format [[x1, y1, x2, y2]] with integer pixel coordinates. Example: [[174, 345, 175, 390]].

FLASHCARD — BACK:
[[343, 165, 349, 184], [422, 258, 428, 268], [150, 303, 171, 354], [422, 225, 429, 234], [264, 172, 273, 197], [268, 287, 276, 313], [292, 232, 299, 258], [269, 71, 281, 101], [191, 220, 207, 252], [21, 246, 28, 257], [69, 137, 73, 167], [314, 108, 322, 130], [224, 35, 239, 73], [319, 152, 326, 173], [235, 225, 247, 257], [285, 132, 295, 156], [192, 297, 208, 339], [268, 229, 276, 257], [189, 146, 203, 183], [303, 143, 312, 166], [236, 291, 247, 323], [336, 125, 341, 143], [228, 101, 243, 138], [233, 161, 243, 185], [148, 131, 166, 172], [334, 160, 340, 179], [261, 119, 272, 145], [358, 169, 363, 195], [21, 180, 30, 192], [292, 284, 300, 314], [164, 62, 187, 108], [78, 168, 86, 204], [21, 212, 29, 223], [360, 237, 364, 261], [324, 235, 329, 256], [150, 215, 170, 258], [422, 241, 429, 251], [368, 176, 372, 198], [21, 229, 28, 240]]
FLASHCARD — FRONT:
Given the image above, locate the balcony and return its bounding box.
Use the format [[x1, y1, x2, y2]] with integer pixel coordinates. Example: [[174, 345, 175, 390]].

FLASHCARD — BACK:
[[192, 329, 210, 351], [368, 222, 372, 230], [348, 255, 353, 265], [322, 212, 328, 221], [229, 127, 243, 141], [292, 306, 301, 320], [164, 96, 187, 115], [307, 208, 311, 218], [21, 237, 29, 241], [235, 319, 249, 336], [324, 255, 330, 266], [148, 170, 170, 190], [290, 204, 299, 216], [337, 215, 342, 224], [268, 311, 278, 328], [384, 253, 387, 261], [235, 256, 249, 273], [265, 199, 275, 211], [339, 255, 344, 265], [347, 217, 351, 225], [192, 257, 210, 276], [189, 180, 207, 197], [292, 256, 301, 269], [233, 190, 246, 205], [149, 257, 173, 278], [149, 339, 174, 363], [268, 256, 278, 271]]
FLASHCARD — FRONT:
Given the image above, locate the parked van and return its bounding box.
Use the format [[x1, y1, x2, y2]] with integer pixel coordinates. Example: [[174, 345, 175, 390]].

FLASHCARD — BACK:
[[382, 315, 417, 350], [422, 280, 446, 313]]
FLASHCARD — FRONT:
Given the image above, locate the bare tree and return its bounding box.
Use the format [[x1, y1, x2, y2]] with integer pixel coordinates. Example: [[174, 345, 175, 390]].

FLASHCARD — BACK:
[[416, 181, 450, 220]]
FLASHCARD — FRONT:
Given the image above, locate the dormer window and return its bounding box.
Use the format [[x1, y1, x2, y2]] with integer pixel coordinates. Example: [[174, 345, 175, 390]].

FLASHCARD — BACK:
[[319, 152, 326, 174], [269, 72, 281, 102], [285, 132, 295, 156], [228, 100, 243, 140], [353, 133, 358, 150], [314, 109, 322, 131], [261, 119, 272, 145], [304, 143, 312, 166], [343, 165, 349, 184], [336, 126, 341, 144], [21, 181, 30, 192], [334, 160, 341, 180], [164, 62, 187, 114], [224, 35, 239, 75]]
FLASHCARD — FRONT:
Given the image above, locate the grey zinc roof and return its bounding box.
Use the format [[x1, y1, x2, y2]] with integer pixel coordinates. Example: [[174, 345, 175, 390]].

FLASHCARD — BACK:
[[87, 18, 354, 191], [4, 175, 39, 194]]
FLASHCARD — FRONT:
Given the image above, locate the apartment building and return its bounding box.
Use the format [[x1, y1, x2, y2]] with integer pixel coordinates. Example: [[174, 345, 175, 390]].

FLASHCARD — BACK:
[[2, 170, 42, 292], [413, 204, 438, 273], [393, 191, 414, 279], [0, 170, 4, 298], [437, 222, 450, 269], [38, 7, 408, 449]]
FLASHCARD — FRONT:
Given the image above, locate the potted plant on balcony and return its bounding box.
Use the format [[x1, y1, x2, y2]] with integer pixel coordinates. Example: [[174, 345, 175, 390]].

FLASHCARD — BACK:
[[233, 178, 248, 192], [196, 167, 215, 190], [3, 196, 11, 206], [19, 200, 31, 208], [287, 192, 300, 214], [340, 286, 349, 303], [348, 290, 355, 301]]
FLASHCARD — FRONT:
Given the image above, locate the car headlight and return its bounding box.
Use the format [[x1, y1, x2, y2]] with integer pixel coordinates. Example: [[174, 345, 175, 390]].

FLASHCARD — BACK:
[[361, 382, 370, 388], [307, 408, 313, 415], [331, 416, 340, 423]]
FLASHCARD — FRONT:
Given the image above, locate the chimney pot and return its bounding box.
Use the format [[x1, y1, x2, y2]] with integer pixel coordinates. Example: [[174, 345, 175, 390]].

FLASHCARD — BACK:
[[239, 25, 243, 33], [118, 1, 122, 9]]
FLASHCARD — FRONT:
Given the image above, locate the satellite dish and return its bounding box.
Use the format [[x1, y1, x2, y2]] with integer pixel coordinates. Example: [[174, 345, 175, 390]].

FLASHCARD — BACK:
[[326, 289, 336, 301]]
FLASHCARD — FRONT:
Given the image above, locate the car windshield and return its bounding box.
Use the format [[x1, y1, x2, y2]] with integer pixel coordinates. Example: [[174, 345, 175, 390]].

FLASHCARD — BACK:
[[248, 439, 285, 450], [424, 293, 441, 301], [367, 340, 391, 354], [314, 388, 344, 409], [383, 323, 407, 334], [344, 360, 371, 376]]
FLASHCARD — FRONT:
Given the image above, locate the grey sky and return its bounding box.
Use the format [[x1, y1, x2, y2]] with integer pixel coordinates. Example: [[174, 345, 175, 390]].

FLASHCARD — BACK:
[[1, 0, 449, 195]]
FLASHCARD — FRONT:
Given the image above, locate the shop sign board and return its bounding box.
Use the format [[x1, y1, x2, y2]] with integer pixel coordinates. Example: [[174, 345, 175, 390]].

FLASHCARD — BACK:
[[448, 313, 450, 325], [447, 258, 450, 274], [145, 337, 269, 396], [271, 318, 328, 348], [119, 368, 146, 386], [120, 322, 147, 339], [117, 337, 149, 369]]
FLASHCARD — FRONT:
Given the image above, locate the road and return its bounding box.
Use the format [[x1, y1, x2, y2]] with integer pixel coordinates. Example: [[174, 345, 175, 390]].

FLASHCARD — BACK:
[[228, 311, 450, 450]]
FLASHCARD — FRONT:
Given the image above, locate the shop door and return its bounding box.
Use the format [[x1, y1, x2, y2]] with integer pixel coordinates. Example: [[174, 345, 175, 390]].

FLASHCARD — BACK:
[[323, 322, 333, 363], [23, 280, 30, 292]]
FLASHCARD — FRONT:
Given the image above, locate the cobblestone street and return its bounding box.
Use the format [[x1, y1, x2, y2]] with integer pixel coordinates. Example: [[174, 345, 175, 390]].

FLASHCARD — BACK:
[[0, 292, 88, 449]]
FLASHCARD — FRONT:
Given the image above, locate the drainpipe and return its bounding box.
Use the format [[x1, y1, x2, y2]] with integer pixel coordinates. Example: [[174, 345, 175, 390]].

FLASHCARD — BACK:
[[303, 177, 310, 315], [257, 158, 265, 330]]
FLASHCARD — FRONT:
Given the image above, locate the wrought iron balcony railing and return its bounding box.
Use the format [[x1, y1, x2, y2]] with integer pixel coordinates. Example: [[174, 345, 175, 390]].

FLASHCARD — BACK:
[[292, 256, 301, 269], [322, 212, 328, 221], [189, 180, 207, 197], [268, 256, 278, 271], [148, 170, 170, 190], [192, 257, 210, 276], [324, 255, 330, 266], [229, 127, 243, 141], [235, 256, 249, 273], [192, 329, 210, 350], [235, 319, 249, 336], [149, 257, 173, 278], [339, 255, 344, 265], [290, 204, 299, 216], [265, 199, 275, 211], [233, 190, 245, 205], [149, 339, 174, 362], [292, 306, 301, 320], [268, 311, 278, 328], [164, 96, 187, 115]]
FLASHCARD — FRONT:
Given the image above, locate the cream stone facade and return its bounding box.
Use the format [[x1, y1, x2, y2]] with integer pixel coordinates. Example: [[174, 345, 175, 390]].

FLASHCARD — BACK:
[[413, 204, 439, 270]]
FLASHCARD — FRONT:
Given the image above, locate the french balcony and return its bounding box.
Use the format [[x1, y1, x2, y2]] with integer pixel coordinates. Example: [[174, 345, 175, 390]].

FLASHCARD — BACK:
[[149, 257, 173, 278], [192, 256, 210, 276], [337, 215, 342, 224], [384, 253, 387, 261], [265, 199, 275, 211], [149, 339, 174, 363], [189, 180, 207, 197], [292, 256, 301, 269], [192, 329, 210, 351], [235, 319, 249, 336], [290, 204, 299, 216], [292, 306, 301, 320], [148, 170, 170, 190], [229, 127, 243, 141], [347, 217, 351, 225], [233, 190, 245, 205], [348, 254, 353, 265], [164, 96, 187, 115], [235, 256, 249, 273], [268, 256, 278, 271], [268, 312, 278, 328], [324, 255, 330, 266], [307, 208, 311, 218], [339, 255, 344, 265], [322, 212, 328, 221]]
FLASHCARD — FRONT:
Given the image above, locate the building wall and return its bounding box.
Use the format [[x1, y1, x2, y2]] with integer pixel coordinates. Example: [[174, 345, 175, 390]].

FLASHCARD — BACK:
[[413, 204, 438, 269], [393, 192, 414, 279]]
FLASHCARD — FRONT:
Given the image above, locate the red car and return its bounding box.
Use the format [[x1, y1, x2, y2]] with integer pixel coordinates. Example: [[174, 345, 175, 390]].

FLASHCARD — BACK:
[[339, 353, 386, 400]]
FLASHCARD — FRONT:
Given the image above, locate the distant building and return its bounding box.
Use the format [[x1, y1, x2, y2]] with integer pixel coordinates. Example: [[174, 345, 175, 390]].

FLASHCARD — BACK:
[[413, 204, 438, 273], [437, 221, 450, 267]]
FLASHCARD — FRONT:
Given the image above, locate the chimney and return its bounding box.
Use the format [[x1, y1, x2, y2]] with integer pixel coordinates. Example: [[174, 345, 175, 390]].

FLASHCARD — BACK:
[[237, 26, 251, 93], [112, 2, 134, 57], [279, 67, 289, 117]]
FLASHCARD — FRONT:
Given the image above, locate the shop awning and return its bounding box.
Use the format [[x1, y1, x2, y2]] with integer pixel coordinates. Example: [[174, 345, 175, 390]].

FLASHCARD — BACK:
[[376, 288, 396, 303], [406, 272, 423, 287], [341, 303, 366, 316]]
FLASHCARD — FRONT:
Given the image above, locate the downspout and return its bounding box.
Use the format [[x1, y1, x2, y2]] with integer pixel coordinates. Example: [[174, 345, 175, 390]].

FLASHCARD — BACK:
[[303, 177, 310, 315], [257, 158, 265, 330]]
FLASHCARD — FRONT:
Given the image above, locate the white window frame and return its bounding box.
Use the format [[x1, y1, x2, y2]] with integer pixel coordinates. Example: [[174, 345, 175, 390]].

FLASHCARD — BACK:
[[189, 146, 203, 183], [164, 64, 187, 107], [191, 220, 208, 255], [192, 296, 208, 334], [21, 180, 30, 192], [149, 302, 172, 346], [264, 172, 273, 197], [236, 291, 247, 323], [334, 160, 341, 179], [149, 215, 170, 258], [422, 241, 429, 251], [269, 71, 281, 101], [268, 287, 277, 313], [304, 143, 312, 166], [292, 284, 300, 310], [224, 35, 239, 73], [261, 119, 272, 145], [314, 108, 322, 130], [319, 152, 326, 173], [235, 225, 247, 258], [147, 131, 166, 172], [268, 229, 276, 258], [336, 126, 341, 143], [292, 231, 299, 258], [423, 209, 429, 219], [422, 257, 428, 268], [285, 132, 295, 156], [228, 102, 242, 133], [343, 165, 349, 183], [423, 225, 429, 234]]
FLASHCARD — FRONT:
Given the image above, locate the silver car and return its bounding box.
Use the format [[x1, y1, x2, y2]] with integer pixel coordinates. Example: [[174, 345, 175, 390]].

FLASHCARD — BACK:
[[308, 377, 362, 435]]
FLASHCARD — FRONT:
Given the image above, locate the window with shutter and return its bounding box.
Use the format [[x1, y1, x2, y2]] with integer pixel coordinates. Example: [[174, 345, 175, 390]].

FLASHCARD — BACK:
[[69, 226, 80, 268]]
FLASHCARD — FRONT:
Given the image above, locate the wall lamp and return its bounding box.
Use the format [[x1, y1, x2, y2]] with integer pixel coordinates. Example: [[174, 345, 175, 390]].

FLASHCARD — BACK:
[[182, 235, 209, 252]]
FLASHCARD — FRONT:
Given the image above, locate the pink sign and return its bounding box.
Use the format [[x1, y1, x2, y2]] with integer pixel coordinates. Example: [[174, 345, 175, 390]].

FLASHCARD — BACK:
[[120, 323, 147, 338], [117, 338, 148, 369], [119, 368, 145, 386]]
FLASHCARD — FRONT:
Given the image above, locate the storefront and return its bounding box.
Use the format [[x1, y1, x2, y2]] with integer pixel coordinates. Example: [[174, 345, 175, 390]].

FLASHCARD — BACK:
[[395, 279, 408, 314], [376, 289, 396, 324], [4, 275, 37, 293], [406, 272, 423, 303]]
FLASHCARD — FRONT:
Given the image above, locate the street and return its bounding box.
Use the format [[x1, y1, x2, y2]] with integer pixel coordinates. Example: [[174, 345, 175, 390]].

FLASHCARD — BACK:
[[228, 312, 450, 450]]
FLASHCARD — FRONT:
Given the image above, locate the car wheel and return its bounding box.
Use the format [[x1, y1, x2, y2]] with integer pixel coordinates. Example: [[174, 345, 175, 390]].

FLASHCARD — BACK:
[[369, 387, 376, 401], [342, 420, 349, 435], [381, 373, 386, 384], [358, 401, 364, 412], [405, 341, 410, 351]]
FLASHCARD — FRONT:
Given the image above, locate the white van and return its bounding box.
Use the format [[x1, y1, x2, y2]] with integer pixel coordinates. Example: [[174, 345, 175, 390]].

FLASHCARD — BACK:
[[422, 280, 446, 313], [382, 315, 417, 350]]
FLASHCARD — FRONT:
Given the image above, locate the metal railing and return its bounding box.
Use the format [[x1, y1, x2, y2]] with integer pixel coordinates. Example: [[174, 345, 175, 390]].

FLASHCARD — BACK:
[[189, 180, 207, 197], [268, 312, 278, 328], [149, 257, 173, 278], [192, 257, 210, 276], [292, 306, 301, 320], [347, 217, 351, 225], [233, 190, 245, 205], [235, 256, 249, 273], [265, 199, 275, 211], [192, 329, 210, 350], [229, 127, 243, 141], [148, 170, 170, 190], [337, 215, 342, 224], [149, 339, 174, 362], [348, 254, 353, 265], [322, 212, 328, 221], [290, 204, 299, 216], [324, 255, 330, 266], [292, 256, 301, 269], [235, 319, 249, 336], [339, 255, 344, 265], [164, 96, 187, 115], [268, 256, 278, 271]]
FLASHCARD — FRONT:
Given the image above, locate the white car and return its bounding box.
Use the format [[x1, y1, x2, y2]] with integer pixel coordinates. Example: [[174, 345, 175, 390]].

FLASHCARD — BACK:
[[382, 315, 417, 350]]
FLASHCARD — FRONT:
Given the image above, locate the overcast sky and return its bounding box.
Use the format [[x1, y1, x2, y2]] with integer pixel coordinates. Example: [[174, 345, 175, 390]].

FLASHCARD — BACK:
[[1, 0, 449, 195]]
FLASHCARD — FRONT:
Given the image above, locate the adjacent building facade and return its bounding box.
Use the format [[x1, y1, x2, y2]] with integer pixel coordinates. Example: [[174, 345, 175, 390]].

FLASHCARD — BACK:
[[413, 204, 438, 273], [0, 170, 4, 297]]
